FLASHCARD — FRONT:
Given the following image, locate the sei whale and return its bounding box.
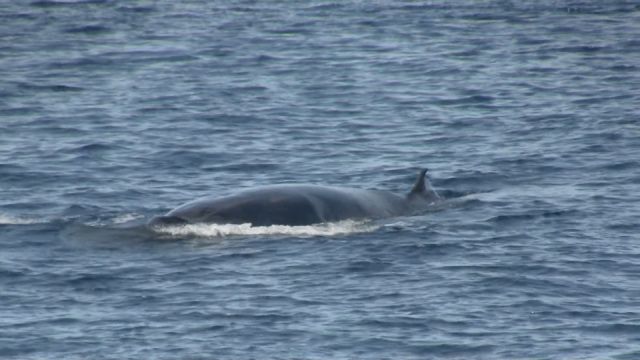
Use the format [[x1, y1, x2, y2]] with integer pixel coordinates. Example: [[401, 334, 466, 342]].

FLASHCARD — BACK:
[[149, 169, 440, 227]]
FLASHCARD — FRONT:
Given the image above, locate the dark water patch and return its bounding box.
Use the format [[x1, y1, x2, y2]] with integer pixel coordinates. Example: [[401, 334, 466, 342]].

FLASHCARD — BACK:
[[603, 75, 633, 83], [116, 5, 156, 14], [344, 258, 393, 273], [351, 337, 495, 358], [393, 241, 467, 259], [202, 162, 281, 173], [63, 24, 111, 35], [621, 38, 640, 47], [513, 298, 567, 312], [194, 113, 277, 126], [357, 316, 430, 331], [449, 48, 482, 57], [60, 142, 119, 154], [488, 158, 566, 176], [0, 163, 28, 173], [6, 316, 82, 329], [229, 85, 269, 93], [248, 294, 321, 306], [516, 37, 551, 46], [391, 3, 455, 12], [608, 64, 638, 72], [1, 199, 61, 214], [16, 82, 84, 93], [346, 290, 405, 303], [0, 266, 30, 279], [411, 343, 495, 357], [436, 189, 475, 199], [582, 131, 626, 142], [581, 323, 640, 335], [522, 68, 557, 78], [210, 250, 263, 261], [0, 11, 37, 21], [605, 222, 640, 232], [267, 25, 316, 36], [190, 311, 296, 325], [0, 222, 63, 246], [553, 45, 609, 54], [473, 274, 570, 293], [0, 343, 39, 358], [572, 94, 634, 105], [486, 209, 581, 226], [437, 263, 562, 277], [303, 3, 347, 11], [482, 233, 536, 245], [48, 56, 116, 70], [599, 160, 639, 171], [61, 204, 106, 219], [437, 171, 509, 192], [458, 12, 515, 21], [616, 351, 640, 360], [55, 50, 200, 68], [134, 105, 184, 115], [433, 95, 495, 106], [115, 50, 200, 64], [147, 149, 223, 169], [1, 170, 83, 188], [578, 143, 608, 154], [65, 272, 124, 292], [29, 0, 106, 8]]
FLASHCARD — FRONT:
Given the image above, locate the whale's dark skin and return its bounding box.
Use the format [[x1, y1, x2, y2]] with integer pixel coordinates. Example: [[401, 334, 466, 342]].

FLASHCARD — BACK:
[[149, 169, 440, 227]]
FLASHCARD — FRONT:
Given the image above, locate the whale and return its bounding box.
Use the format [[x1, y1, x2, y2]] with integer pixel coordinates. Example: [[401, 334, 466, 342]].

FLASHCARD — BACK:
[[148, 169, 440, 227]]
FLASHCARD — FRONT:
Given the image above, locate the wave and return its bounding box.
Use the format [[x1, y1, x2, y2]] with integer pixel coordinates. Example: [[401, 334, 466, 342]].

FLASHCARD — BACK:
[[152, 219, 379, 238]]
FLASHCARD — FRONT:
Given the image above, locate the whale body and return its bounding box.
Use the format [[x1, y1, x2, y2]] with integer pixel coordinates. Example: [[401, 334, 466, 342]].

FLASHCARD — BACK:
[[149, 169, 440, 227]]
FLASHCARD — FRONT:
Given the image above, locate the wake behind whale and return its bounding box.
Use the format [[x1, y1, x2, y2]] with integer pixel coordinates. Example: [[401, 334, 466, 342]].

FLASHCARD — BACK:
[[154, 219, 380, 238], [149, 169, 441, 229]]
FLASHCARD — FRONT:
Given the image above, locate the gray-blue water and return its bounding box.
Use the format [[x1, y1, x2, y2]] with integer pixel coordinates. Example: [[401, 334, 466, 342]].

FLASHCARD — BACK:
[[2, 1, 640, 359]]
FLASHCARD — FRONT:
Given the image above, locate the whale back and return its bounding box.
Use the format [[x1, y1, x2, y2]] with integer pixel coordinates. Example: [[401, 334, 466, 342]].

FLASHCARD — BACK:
[[149, 169, 440, 227], [161, 185, 406, 226]]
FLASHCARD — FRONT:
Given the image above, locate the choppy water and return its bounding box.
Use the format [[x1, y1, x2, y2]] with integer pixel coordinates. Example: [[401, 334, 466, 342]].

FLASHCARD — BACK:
[[2, 1, 640, 359]]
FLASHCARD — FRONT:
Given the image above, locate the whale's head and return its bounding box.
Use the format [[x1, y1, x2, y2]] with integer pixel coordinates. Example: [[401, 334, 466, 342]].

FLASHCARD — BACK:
[[406, 168, 441, 209]]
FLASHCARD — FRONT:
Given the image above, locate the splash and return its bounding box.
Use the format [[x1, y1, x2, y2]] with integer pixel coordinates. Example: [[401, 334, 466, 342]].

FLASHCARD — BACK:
[[153, 219, 379, 238], [0, 213, 41, 225]]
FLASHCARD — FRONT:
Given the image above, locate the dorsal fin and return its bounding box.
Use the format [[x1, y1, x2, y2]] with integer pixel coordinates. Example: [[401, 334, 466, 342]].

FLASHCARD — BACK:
[[409, 168, 428, 195], [408, 168, 441, 202]]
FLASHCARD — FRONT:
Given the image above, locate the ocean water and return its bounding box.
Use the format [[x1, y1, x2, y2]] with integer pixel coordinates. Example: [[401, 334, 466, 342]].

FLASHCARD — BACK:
[[1, 0, 640, 359]]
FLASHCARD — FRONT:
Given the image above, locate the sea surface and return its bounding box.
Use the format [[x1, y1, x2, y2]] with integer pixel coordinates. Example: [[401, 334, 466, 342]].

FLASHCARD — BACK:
[[1, 1, 640, 359]]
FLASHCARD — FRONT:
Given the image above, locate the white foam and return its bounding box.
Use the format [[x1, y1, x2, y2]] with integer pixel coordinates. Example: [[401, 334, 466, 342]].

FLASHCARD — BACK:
[[0, 214, 41, 225], [154, 219, 379, 238], [112, 213, 144, 224]]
